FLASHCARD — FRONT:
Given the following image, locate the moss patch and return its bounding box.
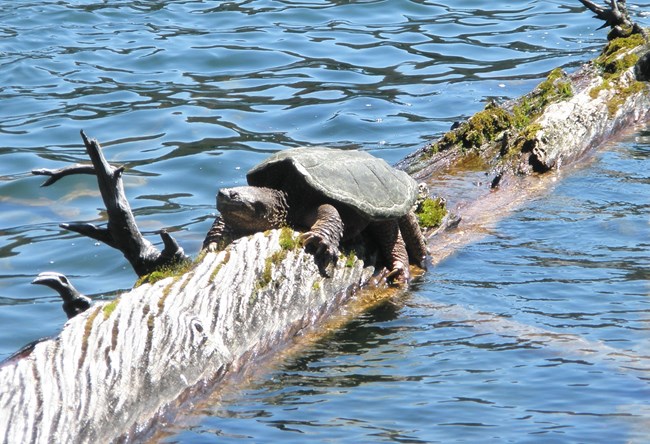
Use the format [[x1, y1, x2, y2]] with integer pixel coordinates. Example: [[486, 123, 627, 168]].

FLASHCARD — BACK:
[[589, 34, 648, 116], [512, 68, 573, 128], [135, 258, 194, 287], [504, 123, 543, 158], [606, 80, 646, 116], [465, 105, 513, 148], [421, 68, 572, 161], [415, 197, 447, 228], [344, 250, 357, 268], [257, 249, 289, 290], [279, 227, 300, 251], [102, 299, 119, 320], [597, 34, 645, 75]]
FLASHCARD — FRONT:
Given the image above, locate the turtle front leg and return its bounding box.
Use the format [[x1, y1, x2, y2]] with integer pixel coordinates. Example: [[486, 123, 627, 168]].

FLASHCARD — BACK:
[[369, 220, 410, 283], [202, 215, 237, 252], [300, 204, 344, 273], [399, 211, 428, 269]]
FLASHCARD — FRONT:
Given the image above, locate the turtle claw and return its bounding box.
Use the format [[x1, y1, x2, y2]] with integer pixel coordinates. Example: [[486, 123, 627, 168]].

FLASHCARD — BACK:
[[386, 261, 410, 286], [300, 231, 339, 274]]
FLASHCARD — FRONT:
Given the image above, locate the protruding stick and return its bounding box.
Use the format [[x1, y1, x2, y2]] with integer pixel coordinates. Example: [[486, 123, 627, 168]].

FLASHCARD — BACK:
[[32, 131, 188, 276], [32, 272, 92, 319], [32, 165, 96, 187]]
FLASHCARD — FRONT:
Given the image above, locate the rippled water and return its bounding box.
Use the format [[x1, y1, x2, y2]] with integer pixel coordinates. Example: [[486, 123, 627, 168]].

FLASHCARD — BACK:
[[1, 0, 649, 442]]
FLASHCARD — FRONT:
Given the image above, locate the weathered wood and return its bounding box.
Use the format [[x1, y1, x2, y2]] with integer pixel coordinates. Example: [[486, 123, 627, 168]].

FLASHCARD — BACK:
[[0, 230, 377, 442], [32, 131, 187, 276], [2, 3, 650, 443], [400, 28, 650, 179]]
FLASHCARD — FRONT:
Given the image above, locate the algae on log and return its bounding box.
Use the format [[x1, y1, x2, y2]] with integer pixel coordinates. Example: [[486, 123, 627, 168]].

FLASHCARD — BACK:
[[0, 230, 378, 442], [2, 3, 650, 443]]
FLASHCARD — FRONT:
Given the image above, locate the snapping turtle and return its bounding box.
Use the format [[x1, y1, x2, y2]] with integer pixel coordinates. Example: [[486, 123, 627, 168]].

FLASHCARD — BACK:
[[203, 147, 428, 281]]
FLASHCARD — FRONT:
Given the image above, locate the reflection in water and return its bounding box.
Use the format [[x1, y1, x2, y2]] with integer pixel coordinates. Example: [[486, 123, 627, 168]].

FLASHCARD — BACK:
[[1, 0, 650, 442]]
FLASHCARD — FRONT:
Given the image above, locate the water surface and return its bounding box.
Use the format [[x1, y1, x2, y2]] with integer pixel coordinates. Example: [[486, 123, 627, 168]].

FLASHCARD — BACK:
[[1, 1, 649, 442]]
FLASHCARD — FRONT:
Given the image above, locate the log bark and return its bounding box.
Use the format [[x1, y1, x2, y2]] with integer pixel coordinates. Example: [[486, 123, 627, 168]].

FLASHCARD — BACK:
[[2, 3, 650, 442], [0, 230, 377, 442]]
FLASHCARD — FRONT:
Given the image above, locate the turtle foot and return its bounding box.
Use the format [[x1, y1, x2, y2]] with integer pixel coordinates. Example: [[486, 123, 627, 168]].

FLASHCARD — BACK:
[[385, 261, 410, 286], [301, 231, 339, 276]]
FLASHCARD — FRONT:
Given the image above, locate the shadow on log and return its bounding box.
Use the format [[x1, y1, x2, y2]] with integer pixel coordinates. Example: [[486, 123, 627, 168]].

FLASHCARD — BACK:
[[1, 1, 650, 442]]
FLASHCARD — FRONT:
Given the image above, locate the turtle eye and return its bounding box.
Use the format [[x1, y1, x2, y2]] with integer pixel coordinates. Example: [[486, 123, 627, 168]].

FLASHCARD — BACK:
[[60, 276, 69, 285]]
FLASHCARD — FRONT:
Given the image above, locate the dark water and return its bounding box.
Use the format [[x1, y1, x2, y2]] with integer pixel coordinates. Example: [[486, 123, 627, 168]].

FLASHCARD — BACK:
[[1, 1, 649, 442]]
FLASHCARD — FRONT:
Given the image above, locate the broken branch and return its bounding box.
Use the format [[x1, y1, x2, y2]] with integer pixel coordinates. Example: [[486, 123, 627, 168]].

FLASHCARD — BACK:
[[31, 164, 96, 187], [32, 131, 188, 276]]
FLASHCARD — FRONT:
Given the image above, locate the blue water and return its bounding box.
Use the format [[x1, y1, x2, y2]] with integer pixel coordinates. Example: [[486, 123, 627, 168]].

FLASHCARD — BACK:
[[1, 1, 649, 442]]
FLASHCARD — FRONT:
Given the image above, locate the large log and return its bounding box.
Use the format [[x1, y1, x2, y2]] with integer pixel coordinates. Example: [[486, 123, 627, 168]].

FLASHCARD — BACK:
[[1, 2, 649, 442], [0, 230, 379, 442]]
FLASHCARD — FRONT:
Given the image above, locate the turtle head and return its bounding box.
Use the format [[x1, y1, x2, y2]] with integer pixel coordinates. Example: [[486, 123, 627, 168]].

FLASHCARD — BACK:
[[217, 186, 288, 233]]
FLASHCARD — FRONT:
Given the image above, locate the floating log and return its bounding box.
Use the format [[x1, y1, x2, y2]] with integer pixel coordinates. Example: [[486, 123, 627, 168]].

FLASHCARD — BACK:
[[0, 230, 379, 442], [1, 2, 649, 442]]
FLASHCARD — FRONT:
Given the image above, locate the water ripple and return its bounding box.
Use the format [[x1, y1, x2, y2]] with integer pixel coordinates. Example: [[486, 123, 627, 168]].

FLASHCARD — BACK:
[[2, 1, 650, 441]]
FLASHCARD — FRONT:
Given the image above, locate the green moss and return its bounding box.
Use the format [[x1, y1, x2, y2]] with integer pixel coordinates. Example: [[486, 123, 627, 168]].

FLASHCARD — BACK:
[[517, 68, 573, 122], [312, 281, 321, 291], [251, 247, 291, 304], [589, 79, 610, 99], [260, 257, 273, 287], [279, 227, 299, 251], [415, 197, 447, 228], [344, 250, 357, 268], [595, 34, 644, 78], [510, 123, 542, 157], [135, 258, 194, 287], [420, 67, 574, 162], [588, 34, 648, 117], [607, 80, 646, 116], [256, 249, 289, 290], [102, 299, 119, 320], [604, 52, 639, 76], [555, 80, 573, 99], [512, 97, 534, 128], [601, 34, 645, 58], [463, 105, 513, 148]]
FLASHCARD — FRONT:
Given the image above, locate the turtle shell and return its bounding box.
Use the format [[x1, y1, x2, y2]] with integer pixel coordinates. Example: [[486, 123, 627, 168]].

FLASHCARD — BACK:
[[246, 147, 418, 220]]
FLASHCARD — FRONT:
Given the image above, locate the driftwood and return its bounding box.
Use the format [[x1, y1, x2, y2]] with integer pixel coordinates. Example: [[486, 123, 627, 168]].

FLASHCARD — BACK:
[[32, 131, 187, 277], [1, 2, 650, 442], [0, 230, 378, 442]]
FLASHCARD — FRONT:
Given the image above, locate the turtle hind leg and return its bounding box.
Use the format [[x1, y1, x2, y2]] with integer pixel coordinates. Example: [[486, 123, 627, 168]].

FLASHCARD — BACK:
[[399, 211, 428, 269], [369, 220, 410, 283], [300, 204, 344, 275]]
